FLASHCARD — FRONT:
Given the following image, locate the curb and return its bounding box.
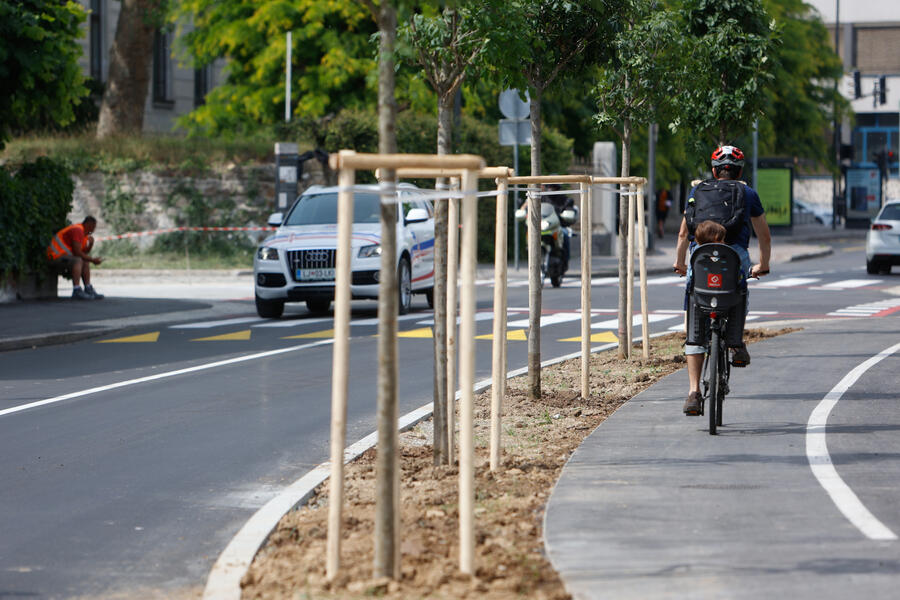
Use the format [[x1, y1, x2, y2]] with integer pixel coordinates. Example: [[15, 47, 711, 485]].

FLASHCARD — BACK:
[[0, 327, 123, 353], [788, 247, 834, 262], [201, 339, 633, 600]]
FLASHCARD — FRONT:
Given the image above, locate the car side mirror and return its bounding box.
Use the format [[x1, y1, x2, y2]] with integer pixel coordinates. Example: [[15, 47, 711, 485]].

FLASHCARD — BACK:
[[405, 207, 429, 224], [514, 208, 526, 221], [560, 208, 577, 224], [268, 212, 283, 227]]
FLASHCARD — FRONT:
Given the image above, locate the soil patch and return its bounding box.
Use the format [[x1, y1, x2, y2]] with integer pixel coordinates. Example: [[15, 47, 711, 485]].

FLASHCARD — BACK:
[[242, 328, 795, 599]]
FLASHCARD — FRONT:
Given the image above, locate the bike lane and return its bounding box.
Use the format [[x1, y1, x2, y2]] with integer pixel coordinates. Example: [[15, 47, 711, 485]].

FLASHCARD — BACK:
[[544, 315, 900, 599]]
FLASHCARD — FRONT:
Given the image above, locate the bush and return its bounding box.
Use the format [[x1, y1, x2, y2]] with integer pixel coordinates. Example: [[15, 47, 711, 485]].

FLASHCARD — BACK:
[[0, 157, 73, 278]]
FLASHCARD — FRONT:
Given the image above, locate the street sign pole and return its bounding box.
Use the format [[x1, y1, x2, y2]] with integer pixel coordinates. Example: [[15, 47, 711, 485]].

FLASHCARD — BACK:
[[498, 89, 531, 272]]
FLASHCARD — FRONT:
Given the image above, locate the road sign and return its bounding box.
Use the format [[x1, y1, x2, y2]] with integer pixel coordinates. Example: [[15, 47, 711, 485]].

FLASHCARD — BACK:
[[499, 88, 530, 119], [499, 119, 531, 146]]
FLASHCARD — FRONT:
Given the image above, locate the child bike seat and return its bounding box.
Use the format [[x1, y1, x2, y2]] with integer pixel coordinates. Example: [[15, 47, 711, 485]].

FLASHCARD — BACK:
[[689, 243, 744, 312]]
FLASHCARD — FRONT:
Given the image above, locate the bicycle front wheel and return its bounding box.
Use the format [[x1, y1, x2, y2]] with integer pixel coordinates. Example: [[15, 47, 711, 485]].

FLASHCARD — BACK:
[[708, 330, 720, 435]]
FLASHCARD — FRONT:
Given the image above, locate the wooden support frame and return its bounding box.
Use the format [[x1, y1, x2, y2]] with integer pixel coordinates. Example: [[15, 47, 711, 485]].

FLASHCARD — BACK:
[[326, 151, 484, 581]]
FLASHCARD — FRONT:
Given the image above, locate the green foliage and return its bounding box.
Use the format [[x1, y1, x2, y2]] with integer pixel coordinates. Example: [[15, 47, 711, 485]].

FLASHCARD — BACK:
[[759, 0, 847, 169], [2, 133, 279, 174], [151, 182, 256, 257], [0, 158, 74, 277], [173, 0, 378, 136], [673, 0, 777, 146], [102, 179, 145, 234], [0, 1, 89, 149]]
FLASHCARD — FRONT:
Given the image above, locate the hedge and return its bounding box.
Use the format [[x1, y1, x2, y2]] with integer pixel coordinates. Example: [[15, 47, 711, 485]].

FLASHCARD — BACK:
[[322, 109, 574, 261], [0, 157, 74, 278]]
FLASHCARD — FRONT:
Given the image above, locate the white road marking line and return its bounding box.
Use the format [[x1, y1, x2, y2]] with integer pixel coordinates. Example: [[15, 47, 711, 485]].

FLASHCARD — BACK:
[[591, 313, 680, 329], [252, 317, 334, 328], [507, 313, 584, 327], [806, 342, 900, 541], [811, 279, 882, 290], [416, 312, 498, 326], [0, 340, 334, 419], [171, 317, 264, 329], [646, 275, 684, 285], [353, 314, 425, 326], [827, 298, 900, 317], [752, 277, 820, 288], [668, 323, 686, 331]]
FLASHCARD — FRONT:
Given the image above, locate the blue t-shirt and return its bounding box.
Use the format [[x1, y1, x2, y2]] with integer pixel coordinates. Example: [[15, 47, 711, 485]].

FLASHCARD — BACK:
[[687, 182, 765, 249]]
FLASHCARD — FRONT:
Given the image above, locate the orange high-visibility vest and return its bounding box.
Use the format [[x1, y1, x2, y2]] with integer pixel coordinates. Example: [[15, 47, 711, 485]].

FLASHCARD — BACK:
[[46, 224, 83, 261]]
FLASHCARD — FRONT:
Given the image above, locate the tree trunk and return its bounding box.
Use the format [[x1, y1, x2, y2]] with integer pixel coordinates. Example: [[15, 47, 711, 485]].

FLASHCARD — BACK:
[[374, 0, 400, 581], [617, 116, 632, 358], [527, 87, 542, 400], [96, 0, 158, 138], [432, 92, 453, 466]]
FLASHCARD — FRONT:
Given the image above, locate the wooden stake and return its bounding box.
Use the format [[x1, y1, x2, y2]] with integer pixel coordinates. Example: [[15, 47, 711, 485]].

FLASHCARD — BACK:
[[446, 178, 459, 463], [326, 167, 355, 580], [490, 178, 509, 472], [580, 182, 591, 401], [636, 183, 649, 358], [626, 185, 635, 357], [458, 169, 478, 574]]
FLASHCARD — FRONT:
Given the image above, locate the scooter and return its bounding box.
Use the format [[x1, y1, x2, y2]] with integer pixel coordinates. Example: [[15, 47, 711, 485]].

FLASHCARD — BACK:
[[515, 202, 578, 287]]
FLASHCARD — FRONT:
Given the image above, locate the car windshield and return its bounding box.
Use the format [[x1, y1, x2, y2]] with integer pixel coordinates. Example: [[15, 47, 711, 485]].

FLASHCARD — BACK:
[[284, 192, 384, 226], [879, 204, 900, 221]]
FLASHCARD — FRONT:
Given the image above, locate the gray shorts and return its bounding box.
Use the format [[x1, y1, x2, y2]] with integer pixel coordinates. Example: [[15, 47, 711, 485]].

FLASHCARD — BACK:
[[49, 255, 80, 274]]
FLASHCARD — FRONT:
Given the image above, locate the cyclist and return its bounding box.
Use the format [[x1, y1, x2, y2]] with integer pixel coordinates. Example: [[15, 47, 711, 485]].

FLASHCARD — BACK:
[[673, 146, 771, 416]]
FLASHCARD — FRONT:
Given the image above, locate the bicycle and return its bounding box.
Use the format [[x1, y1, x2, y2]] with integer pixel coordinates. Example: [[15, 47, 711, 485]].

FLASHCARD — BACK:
[[687, 243, 748, 435]]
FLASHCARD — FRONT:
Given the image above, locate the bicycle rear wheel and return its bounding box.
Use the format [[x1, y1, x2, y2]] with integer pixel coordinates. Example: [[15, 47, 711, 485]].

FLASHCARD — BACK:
[[708, 330, 720, 435], [716, 335, 728, 427]]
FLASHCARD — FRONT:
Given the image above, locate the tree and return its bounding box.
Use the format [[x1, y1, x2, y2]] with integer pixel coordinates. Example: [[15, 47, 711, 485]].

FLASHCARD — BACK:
[[0, 0, 88, 148], [760, 0, 846, 168], [593, 0, 683, 357], [672, 0, 777, 146], [97, 0, 165, 138], [489, 0, 614, 400], [173, 0, 377, 136], [398, 3, 493, 465]]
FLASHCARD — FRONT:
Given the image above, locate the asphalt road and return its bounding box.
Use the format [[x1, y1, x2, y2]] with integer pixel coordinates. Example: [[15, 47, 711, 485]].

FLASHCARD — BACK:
[[1, 239, 897, 598]]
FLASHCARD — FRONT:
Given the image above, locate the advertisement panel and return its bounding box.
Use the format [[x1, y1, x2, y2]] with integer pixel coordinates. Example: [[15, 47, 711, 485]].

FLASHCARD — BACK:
[[845, 168, 881, 221], [756, 168, 792, 227]]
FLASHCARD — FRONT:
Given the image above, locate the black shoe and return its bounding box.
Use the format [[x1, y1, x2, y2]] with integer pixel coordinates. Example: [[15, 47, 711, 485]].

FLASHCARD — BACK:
[[72, 288, 90, 300], [731, 344, 750, 368], [85, 285, 104, 300], [683, 391, 702, 416]]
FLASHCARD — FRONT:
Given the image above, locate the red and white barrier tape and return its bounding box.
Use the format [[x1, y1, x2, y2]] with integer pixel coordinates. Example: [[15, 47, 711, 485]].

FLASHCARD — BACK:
[[93, 226, 276, 242]]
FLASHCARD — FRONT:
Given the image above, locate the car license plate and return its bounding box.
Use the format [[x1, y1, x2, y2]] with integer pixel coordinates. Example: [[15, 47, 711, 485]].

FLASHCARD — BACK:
[[297, 268, 335, 281]]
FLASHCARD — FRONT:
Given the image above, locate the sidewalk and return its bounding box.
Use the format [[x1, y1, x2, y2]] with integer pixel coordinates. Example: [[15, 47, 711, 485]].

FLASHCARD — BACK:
[[0, 225, 863, 353]]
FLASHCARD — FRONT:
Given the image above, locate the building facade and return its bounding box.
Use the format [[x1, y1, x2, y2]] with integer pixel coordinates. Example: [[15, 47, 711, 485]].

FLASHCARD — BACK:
[[75, 0, 224, 134]]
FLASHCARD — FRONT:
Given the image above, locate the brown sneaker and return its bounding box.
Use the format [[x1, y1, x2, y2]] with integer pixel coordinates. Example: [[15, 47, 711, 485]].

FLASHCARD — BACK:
[[683, 391, 702, 416]]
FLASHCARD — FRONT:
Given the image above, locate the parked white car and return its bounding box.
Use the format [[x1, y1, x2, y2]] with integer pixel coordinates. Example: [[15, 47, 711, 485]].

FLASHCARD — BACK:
[[254, 184, 435, 318], [866, 200, 900, 274], [793, 199, 832, 225]]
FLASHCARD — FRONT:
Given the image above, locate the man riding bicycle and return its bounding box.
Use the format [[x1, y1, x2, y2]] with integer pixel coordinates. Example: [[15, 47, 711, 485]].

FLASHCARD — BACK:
[[673, 145, 772, 416]]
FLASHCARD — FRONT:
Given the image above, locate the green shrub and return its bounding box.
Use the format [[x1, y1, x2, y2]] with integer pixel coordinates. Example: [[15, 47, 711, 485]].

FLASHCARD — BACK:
[[0, 158, 74, 277]]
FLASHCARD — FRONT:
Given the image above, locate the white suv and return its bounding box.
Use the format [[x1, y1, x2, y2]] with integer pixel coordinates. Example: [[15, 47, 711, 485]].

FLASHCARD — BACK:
[[254, 184, 435, 318]]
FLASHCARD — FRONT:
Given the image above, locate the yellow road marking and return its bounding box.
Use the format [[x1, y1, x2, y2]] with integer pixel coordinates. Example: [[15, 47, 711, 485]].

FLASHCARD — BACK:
[[397, 327, 434, 338], [192, 330, 252, 341], [283, 329, 335, 339], [476, 329, 527, 341], [97, 331, 160, 343], [559, 331, 618, 343]]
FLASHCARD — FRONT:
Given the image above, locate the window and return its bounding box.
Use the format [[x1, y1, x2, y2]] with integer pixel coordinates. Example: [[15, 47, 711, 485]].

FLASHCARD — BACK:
[[194, 65, 212, 108], [89, 0, 102, 81], [852, 113, 900, 174], [152, 30, 173, 106]]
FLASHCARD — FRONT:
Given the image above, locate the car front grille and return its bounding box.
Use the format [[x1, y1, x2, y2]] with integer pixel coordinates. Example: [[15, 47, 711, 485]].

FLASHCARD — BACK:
[[287, 249, 336, 281]]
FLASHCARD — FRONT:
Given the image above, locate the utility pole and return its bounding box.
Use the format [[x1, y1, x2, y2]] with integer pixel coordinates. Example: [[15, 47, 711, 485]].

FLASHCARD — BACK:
[[831, 0, 840, 230]]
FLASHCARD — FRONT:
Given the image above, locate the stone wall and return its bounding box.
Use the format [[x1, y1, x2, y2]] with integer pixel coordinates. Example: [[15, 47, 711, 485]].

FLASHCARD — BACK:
[[69, 161, 330, 248]]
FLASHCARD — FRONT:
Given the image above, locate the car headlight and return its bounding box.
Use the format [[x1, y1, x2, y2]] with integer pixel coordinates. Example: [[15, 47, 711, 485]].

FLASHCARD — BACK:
[[541, 219, 550, 231], [358, 244, 382, 258], [257, 247, 279, 261]]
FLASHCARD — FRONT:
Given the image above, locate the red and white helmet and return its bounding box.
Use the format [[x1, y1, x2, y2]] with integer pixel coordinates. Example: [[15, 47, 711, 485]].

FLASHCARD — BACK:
[[711, 145, 745, 169]]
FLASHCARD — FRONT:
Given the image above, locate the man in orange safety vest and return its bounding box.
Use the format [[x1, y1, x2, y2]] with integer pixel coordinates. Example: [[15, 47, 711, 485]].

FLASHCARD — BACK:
[[46, 216, 104, 300]]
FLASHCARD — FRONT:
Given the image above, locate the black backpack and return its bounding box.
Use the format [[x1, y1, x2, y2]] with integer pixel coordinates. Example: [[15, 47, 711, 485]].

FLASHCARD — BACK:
[[685, 179, 746, 244]]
